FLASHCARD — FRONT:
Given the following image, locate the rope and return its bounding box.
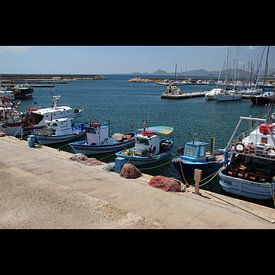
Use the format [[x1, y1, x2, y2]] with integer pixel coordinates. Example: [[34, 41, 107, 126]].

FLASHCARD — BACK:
[[179, 160, 189, 186], [139, 159, 172, 171], [199, 168, 222, 187]]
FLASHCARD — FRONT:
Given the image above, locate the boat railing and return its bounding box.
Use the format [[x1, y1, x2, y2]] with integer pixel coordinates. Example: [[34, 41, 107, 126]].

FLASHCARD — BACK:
[[228, 141, 275, 161]]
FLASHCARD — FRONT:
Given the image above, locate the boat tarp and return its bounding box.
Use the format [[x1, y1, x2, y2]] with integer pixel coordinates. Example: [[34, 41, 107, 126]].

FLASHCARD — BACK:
[[138, 126, 174, 135]]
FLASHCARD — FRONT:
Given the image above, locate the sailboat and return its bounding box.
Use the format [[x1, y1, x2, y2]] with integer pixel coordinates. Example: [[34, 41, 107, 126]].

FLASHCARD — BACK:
[[251, 46, 275, 105], [216, 47, 241, 101]]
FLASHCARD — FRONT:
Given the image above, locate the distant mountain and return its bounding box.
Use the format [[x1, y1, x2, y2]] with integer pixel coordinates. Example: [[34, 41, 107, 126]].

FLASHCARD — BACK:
[[152, 69, 169, 74], [131, 68, 253, 78]]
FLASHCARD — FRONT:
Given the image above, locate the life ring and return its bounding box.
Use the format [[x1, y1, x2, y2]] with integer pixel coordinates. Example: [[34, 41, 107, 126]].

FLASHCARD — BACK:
[[234, 142, 245, 153], [176, 145, 185, 155], [265, 147, 275, 157]]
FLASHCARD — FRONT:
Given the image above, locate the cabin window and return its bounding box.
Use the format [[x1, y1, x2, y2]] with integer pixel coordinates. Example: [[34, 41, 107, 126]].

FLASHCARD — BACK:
[[199, 146, 205, 157], [136, 138, 149, 145], [261, 137, 268, 144], [185, 145, 196, 157]]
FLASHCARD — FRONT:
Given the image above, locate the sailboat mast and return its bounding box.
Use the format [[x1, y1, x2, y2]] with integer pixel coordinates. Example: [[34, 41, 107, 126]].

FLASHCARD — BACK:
[[174, 64, 177, 81], [262, 46, 270, 88], [225, 46, 229, 85]]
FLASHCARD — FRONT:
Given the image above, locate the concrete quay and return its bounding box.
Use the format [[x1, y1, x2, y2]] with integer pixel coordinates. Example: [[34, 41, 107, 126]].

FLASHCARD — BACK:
[[0, 135, 274, 229]]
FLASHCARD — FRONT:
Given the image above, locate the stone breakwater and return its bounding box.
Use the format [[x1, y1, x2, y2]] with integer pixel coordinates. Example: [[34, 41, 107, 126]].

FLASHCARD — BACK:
[[128, 78, 169, 83]]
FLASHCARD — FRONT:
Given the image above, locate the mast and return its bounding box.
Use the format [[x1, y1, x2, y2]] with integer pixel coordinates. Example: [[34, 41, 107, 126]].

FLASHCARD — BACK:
[[254, 47, 266, 88], [225, 46, 229, 86], [174, 64, 177, 81], [262, 46, 270, 89]]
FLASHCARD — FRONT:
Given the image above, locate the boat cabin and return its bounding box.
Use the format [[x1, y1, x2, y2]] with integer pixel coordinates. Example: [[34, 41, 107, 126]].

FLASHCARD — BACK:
[[35, 118, 74, 136], [85, 123, 110, 145], [134, 131, 160, 157], [183, 141, 215, 162]]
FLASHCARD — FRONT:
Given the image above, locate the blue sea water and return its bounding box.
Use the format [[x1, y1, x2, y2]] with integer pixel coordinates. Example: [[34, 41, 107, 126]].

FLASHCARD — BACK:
[[19, 74, 274, 207]]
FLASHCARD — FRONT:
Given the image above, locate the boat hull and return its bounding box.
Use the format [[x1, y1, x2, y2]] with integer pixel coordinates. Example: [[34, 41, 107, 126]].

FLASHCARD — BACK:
[[0, 125, 22, 136], [69, 138, 135, 155], [219, 171, 275, 200], [116, 143, 173, 166], [216, 94, 241, 101], [172, 157, 223, 178], [251, 96, 275, 105], [35, 132, 85, 145]]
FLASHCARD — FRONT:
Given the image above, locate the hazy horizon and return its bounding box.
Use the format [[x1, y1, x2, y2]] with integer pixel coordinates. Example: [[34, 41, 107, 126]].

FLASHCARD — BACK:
[[0, 46, 274, 75]]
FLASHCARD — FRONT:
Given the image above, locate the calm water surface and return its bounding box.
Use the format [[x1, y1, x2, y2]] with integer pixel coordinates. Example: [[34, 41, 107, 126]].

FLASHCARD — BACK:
[[19, 75, 274, 208]]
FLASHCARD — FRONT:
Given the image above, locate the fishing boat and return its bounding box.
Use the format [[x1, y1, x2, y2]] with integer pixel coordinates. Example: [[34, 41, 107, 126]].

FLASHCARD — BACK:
[[69, 122, 135, 155], [161, 84, 182, 98], [115, 126, 174, 166], [172, 138, 224, 179], [25, 95, 83, 127], [219, 114, 275, 200], [33, 118, 85, 145], [12, 83, 33, 99]]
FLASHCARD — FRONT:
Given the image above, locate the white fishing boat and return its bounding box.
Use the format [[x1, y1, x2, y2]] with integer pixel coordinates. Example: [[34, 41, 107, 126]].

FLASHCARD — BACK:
[[115, 126, 174, 166], [219, 114, 275, 200], [34, 118, 85, 145], [26, 95, 83, 128], [69, 122, 135, 155]]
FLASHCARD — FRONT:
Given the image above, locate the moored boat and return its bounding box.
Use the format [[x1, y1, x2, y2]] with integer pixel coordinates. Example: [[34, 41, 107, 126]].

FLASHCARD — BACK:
[[219, 114, 275, 200], [172, 139, 224, 179], [115, 126, 174, 166], [69, 122, 135, 155], [34, 118, 85, 145]]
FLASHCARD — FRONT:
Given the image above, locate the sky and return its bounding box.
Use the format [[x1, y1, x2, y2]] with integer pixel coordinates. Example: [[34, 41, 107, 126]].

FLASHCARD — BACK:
[[0, 46, 274, 74]]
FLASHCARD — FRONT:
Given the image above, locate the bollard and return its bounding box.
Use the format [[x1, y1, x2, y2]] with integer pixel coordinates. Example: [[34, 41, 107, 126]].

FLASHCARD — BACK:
[[194, 169, 202, 195]]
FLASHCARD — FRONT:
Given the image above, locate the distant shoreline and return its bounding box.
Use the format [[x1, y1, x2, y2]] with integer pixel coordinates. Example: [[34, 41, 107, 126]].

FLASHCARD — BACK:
[[0, 74, 107, 84]]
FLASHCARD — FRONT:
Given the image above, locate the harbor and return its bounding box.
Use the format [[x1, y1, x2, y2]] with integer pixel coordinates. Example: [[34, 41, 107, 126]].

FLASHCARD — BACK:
[[0, 134, 274, 228], [0, 46, 275, 229]]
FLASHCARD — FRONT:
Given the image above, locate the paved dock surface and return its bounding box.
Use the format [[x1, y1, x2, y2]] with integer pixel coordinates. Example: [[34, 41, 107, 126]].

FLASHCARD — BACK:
[[0, 135, 274, 228]]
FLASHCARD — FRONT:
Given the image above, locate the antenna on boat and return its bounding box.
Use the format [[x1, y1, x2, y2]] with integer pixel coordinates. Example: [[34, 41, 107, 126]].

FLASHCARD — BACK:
[[142, 119, 148, 132], [52, 95, 61, 109], [192, 132, 197, 144]]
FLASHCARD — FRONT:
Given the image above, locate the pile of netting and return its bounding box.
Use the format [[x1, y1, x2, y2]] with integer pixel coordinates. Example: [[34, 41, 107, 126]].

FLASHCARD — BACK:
[[70, 153, 103, 166], [148, 176, 185, 192]]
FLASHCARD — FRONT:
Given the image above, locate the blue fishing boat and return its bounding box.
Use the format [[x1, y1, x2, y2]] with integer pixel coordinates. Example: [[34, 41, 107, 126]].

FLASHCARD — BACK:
[[68, 122, 135, 155], [172, 139, 224, 179], [115, 126, 174, 166]]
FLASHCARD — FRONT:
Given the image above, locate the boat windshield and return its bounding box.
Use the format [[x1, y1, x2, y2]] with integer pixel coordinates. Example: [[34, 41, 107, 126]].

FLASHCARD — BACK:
[[184, 145, 197, 157], [136, 137, 149, 145]]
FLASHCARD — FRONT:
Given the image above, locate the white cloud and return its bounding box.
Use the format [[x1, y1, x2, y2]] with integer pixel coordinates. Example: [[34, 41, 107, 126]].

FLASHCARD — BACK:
[[0, 46, 32, 53]]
